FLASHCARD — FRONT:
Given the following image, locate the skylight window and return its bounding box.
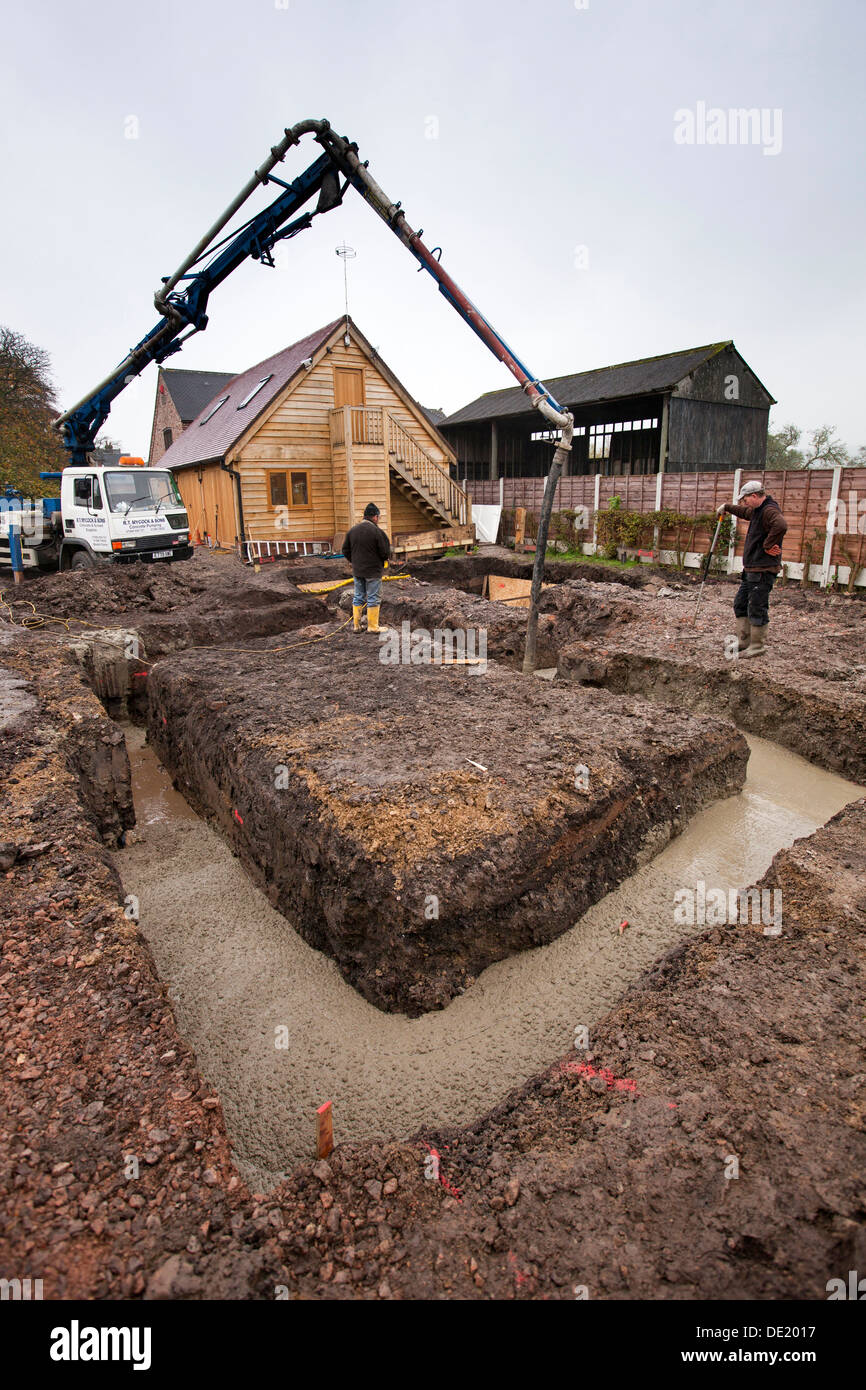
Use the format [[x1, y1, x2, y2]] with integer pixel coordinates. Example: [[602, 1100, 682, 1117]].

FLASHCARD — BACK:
[[237, 375, 273, 409], [200, 396, 228, 425]]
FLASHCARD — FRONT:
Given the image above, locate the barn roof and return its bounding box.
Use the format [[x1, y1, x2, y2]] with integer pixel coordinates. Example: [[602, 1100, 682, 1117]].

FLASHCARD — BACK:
[[441, 341, 742, 426], [159, 319, 343, 470], [160, 368, 238, 423]]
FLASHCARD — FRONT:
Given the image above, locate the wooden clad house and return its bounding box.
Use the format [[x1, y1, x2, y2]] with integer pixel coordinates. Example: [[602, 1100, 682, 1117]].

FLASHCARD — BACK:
[[155, 318, 469, 555]]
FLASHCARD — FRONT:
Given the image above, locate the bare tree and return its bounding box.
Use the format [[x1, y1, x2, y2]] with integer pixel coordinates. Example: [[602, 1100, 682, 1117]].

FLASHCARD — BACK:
[[802, 424, 850, 470]]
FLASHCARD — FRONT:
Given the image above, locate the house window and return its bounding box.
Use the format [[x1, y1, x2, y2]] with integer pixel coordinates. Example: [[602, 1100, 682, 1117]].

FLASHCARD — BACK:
[[200, 396, 228, 425], [163, 427, 173, 450], [290, 471, 310, 506], [237, 376, 273, 409], [269, 472, 288, 507], [268, 470, 311, 509]]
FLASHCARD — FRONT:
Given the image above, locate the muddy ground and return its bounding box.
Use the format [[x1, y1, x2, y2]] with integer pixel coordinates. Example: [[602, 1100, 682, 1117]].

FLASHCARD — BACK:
[[0, 548, 326, 661], [1, 546, 864, 1299], [549, 577, 866, 781], [328, 562, 866, 780], [145, 637, 746, 1013]]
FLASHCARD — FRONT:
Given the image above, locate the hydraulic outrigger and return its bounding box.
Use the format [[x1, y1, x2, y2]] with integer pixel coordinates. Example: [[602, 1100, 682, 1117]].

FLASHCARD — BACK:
[[56, 118, 574, 667]]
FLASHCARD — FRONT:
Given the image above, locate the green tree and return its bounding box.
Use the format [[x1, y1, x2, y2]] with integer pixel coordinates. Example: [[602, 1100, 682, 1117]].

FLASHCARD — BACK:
[[765, 421, 803, 470], [0, 326, 65, 495]]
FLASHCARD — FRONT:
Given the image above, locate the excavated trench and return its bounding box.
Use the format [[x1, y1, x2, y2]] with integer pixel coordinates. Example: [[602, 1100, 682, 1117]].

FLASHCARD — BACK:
[[7, 554, 865, 1299], [114, 723, 863, 1191], [49, 561, 862, 1188]]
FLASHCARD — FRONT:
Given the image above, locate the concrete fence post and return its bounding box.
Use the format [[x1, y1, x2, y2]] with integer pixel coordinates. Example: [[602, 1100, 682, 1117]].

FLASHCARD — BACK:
[[653, 471, 663, 557], [726, 468, 742, 575], [591, 473, 601, 554], [821, 465, 843, 588]]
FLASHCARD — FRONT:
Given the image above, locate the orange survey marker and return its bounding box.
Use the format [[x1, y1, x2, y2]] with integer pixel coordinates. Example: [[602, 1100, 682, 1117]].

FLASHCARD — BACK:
[[316, 1101, 334, 1159]]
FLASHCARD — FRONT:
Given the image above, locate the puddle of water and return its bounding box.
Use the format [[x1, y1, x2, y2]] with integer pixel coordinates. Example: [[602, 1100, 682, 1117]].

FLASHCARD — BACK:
[[125, 725, 197, 827], [115, 729, 863, 1190]]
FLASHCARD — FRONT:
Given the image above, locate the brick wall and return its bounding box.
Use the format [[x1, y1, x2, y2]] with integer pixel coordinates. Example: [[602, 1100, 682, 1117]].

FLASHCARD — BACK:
[[148, 375, 185, 465]]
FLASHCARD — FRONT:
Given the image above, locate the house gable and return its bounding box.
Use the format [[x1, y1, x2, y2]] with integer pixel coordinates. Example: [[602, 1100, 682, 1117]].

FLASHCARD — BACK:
[[232, 320, 458, 543], [232, 318, 456, 468]]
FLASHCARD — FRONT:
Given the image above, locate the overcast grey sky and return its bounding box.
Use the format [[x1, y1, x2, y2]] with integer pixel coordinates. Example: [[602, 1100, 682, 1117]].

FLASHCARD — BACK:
[[2, 0, 864, 457]]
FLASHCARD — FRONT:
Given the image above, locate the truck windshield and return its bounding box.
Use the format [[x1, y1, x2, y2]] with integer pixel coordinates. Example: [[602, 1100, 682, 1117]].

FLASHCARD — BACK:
[[104, 470, 183, 514]]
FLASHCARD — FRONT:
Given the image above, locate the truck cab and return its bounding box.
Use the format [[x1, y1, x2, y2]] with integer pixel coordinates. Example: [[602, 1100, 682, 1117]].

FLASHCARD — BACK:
[[59, 462, 192, 569]]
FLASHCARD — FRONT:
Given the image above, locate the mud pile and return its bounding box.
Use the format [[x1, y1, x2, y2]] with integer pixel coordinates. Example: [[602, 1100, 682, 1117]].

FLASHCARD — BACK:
[[3, 549, 328, 661], [146, 636, 747, 1013], [405, 551, 649, 591], [337, 575, 647, 667], [337, 577, 552, 666], [556, 582, 866, 780]]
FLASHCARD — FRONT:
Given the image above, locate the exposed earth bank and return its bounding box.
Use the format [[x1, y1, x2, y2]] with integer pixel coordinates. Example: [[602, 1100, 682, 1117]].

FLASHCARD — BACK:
[[1, 550, 864, 1299]]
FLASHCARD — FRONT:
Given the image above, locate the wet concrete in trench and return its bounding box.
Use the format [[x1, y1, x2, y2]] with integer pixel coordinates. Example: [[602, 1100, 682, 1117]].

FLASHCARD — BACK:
[[116, 724, 863, 1191]]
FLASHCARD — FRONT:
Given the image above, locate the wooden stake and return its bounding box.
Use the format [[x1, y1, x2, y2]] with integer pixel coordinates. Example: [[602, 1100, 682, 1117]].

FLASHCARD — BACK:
[[316, 1100, 334, 1159]]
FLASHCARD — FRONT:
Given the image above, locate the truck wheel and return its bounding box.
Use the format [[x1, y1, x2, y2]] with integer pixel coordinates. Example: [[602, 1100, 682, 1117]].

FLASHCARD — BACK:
[[70, 550, 96, 570]]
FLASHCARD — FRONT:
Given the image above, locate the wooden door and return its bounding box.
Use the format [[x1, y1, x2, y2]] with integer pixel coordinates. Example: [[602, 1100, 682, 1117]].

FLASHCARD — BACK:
[[334, 368, 365, 408]]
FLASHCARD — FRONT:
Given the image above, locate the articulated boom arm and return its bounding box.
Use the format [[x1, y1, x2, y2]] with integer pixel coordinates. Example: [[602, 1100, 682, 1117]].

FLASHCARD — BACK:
[[57, 119, 571, 465]]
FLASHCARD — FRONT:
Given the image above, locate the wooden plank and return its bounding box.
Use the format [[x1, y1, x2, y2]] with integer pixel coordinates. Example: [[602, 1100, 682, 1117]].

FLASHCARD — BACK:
[[316, 1100, 334, 1159], [487, 575, 532, 603], [487, 575, 553, 607]]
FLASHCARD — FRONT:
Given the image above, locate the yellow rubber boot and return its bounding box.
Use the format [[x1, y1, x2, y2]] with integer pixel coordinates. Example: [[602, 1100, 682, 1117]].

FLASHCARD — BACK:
[[367, 605, 388, 634], [352, 605, 364, 632]]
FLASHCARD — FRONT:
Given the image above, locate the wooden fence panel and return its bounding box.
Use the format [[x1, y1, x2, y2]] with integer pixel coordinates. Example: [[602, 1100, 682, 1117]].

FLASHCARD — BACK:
[[468, 466, 865, 586]]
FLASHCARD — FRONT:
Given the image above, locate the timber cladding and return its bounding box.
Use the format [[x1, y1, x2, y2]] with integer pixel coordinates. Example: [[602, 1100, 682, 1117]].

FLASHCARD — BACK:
[[237, 333, 455, 542], [174, 462, 237, 547], [160, 318, 461, 550]]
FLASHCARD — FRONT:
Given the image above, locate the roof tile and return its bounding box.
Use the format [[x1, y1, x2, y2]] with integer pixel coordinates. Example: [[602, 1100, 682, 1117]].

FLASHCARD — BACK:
[[160, 319, 342, 469]]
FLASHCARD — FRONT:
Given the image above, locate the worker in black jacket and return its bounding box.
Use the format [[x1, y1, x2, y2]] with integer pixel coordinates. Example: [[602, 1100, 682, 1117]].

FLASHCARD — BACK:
[[716, 480, 787, 658], [343, 503, 391, 633]]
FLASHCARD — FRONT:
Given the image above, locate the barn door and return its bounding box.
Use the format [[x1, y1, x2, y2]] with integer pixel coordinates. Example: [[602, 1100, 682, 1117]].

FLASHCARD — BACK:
[[335, 368, 368, 445]]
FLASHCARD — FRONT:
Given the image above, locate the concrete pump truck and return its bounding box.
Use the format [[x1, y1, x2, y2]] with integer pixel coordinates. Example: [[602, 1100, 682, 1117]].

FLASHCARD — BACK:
[[2, 118, 572, 661]]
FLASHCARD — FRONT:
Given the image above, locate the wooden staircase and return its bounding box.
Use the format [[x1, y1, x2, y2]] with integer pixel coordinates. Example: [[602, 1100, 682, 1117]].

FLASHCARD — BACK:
[[385, 415, 467, 527]]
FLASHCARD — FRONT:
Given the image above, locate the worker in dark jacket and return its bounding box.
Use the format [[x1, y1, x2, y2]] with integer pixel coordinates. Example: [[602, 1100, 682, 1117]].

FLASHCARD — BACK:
[[716, 480, 787, 658], [343, 503, 391, 633]]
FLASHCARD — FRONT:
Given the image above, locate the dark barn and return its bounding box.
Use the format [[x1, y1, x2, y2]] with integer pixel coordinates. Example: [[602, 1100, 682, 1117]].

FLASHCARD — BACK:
[[440, 341, 774, 481]]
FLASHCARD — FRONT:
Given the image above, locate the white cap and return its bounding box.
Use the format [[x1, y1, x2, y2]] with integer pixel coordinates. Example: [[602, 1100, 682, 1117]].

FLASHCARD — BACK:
[[737, 480, 764, 501]]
